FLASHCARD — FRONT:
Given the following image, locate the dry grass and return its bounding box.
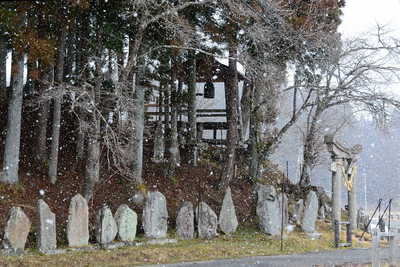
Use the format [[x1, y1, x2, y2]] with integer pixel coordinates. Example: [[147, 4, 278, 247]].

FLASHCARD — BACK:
[[0, 221, 369, 267]]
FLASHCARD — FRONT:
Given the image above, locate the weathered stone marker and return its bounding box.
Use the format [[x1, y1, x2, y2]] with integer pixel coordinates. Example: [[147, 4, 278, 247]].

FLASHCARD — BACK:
[[292, 199, 303, 224], [143, 191, 168, 239], [301, 191, 319, 233], [218, 187, 238, 234], [115, 204, 137, 242], [195, 202, 217, 238], [95, 205, 118, 245], [325, 134, 362, 230], [256, 184, 281, 236], [36, 199, 57, 252], [3, 206, 31, 252], [67, 194, 89, 247], [176, 201, 194, 239]]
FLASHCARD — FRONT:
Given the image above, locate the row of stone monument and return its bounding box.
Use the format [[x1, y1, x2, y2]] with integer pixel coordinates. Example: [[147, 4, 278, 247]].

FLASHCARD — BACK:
[[256, 184, 320, 235], [2, 185, 320, 253]]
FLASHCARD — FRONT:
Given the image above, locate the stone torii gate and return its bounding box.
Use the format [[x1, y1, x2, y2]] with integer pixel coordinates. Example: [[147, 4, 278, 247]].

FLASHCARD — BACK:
[[325, 134, 362, 230]]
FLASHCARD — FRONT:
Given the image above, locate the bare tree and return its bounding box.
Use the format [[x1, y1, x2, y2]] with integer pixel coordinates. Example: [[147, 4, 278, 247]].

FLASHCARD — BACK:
[[258, 27, 400, 187]]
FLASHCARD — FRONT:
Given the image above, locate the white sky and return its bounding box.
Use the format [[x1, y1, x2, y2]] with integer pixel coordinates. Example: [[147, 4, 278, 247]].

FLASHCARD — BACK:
[[339, 0, 400, 96], [339, 0, 400, 37]]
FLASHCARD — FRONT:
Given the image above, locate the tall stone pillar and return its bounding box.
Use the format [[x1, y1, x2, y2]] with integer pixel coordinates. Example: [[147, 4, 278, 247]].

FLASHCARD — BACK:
[[331, 156, 342, 228], [348, 166, 357, 230]]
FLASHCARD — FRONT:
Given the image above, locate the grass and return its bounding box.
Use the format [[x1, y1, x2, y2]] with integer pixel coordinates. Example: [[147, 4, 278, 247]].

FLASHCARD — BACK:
[[0, 219, 372, 267]]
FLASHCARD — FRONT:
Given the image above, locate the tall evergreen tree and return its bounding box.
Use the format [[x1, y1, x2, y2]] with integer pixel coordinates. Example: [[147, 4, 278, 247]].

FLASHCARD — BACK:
[[0, 3, 27, 184]]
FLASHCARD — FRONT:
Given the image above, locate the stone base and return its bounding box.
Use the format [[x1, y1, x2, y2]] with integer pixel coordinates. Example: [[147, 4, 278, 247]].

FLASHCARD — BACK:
[[68, 245, 99, 252], [97, 239, 178, 249], [101, 241, 137, 250], [0, 239, 181, 255], [145, 238, 178, 245], [1, 248, 28, 255], [302, 232, 322, 239], [39, 249, 67, 255]]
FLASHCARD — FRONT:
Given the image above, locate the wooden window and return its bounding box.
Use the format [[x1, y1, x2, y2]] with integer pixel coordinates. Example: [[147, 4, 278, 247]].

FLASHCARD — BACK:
[[204, 80, 215, 99]]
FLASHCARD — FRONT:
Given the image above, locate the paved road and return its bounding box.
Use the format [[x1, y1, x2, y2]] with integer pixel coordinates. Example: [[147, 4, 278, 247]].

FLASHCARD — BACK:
[[142, 247, 394, 267]]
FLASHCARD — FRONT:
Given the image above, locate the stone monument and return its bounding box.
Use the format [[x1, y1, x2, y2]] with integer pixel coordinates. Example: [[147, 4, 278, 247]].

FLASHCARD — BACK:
[[36, 199, 57, 252], [256, 184, 281, 236], [67, 194, 89, 247], [292, 199, 303, 224], [95, 205, 118, 245], [115, 204, 137, 242], [143, 191, 168, 238], [176, 201, 194, 239], [218, 187, 238, 234], [195, 202, 217, 238], [3, 206, 31, 252], [301, 191, 319, 233]]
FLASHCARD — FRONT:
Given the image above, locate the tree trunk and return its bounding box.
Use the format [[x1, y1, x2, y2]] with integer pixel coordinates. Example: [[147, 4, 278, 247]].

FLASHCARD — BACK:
[[248, 108, 261, 180], [76, 110, 85, 159], [127, 24, 146, 184], [299, 106, 323, 187], [0, 35, 7, 102], [169, 56, 180, 167], [84, 5, 102, 201], [132, 71, 145, 184], [221, 47, 238, 189], [0, 50, 24, 184], [24, 61, 36, 98], [164, 84, 170, 135], [64, 27, 74, 84], [75, 8, 89, 159], [84, 114, 100, 202], [35, 100, 49, 161], [240, 81, 251, 142], [49, 98, 61, 183], [187, 50, 197, 165], [34, 15, 51, 162], [49, 26, 67, 184]]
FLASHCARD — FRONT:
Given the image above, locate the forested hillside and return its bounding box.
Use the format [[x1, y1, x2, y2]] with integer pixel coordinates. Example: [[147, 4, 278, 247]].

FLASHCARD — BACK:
[[1, 0, 400, 245]]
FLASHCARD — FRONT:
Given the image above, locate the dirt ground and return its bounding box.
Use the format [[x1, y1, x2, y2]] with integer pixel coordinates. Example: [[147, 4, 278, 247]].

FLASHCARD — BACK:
[[0, 133, 269, 247]]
